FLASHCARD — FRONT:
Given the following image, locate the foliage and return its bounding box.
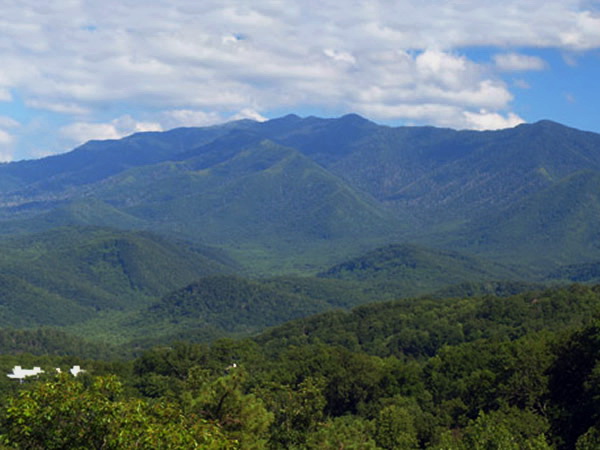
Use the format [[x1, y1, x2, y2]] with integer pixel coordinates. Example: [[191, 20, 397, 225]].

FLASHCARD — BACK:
[[0, 226, 236, 327], [257, 284, 600, 359], [0, 374, 233, 449], [0, 284, 600, 447], [318, 243, 523, 297]]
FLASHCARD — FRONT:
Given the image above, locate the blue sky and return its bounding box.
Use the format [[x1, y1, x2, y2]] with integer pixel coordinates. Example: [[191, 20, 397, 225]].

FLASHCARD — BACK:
[[0, 1, 600, 162]]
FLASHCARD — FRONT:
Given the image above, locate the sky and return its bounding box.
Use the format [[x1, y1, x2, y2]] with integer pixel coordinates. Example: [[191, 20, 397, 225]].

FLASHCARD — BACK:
[[1, 1, 600, 162]]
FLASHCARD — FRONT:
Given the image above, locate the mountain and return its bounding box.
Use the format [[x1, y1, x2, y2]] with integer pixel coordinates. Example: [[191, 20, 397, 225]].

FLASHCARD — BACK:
[[317, 243, 524, 298], [315, 119, 600, 227], [255, 284, 600, 359], [74, 274, 398, 347], [439, 170, 600, 270], [0, 226, 236, 327], [132, 275, 332, 336], [1, 114, 600, 276], [0, 272, 92, 327], [0, 120, 256, 195], [0, 139, 403, 273]]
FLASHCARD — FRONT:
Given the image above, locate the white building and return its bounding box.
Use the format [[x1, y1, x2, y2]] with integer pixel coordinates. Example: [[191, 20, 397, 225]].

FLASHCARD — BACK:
[[7, 365, 85, 381], [6, 366, 44, 382]]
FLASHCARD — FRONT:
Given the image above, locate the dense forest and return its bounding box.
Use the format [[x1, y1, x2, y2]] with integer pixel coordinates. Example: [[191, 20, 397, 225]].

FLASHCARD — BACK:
[[1, 284, 599, 449]]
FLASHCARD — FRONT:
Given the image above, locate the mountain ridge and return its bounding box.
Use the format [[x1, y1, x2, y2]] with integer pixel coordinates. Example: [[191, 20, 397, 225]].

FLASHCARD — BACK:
[[0, 114, 599, 275]]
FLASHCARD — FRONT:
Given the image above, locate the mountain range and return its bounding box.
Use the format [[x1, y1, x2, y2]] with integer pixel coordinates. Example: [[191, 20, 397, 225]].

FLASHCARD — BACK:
[[1, 113, 600, 344]]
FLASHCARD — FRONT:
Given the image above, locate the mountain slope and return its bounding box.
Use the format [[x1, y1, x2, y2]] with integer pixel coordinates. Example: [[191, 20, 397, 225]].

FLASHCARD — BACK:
[[318, 243, 524, 297], [1, 115, 600, 275], [320, 120, 600, 228], [0, 273, 93, 327], [73, 274, 405, 346], [255, 284, 600, 359], [442, 170, 600, 269], [88, 140, 404, 272], [0, 226, 236, 317], [0, 120, 256, 196], [108, 275, 345, 345]]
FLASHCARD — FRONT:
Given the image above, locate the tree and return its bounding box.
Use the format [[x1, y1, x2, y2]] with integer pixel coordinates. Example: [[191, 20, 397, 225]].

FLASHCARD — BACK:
[[0, 374, 233, 449], [182, 366, 273, 449]]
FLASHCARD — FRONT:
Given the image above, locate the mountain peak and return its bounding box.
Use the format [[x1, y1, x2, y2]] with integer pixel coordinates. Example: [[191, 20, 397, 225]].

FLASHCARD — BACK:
[[531, 119, 566, 129], [526, 119, 583, 133], [270, 113, 302, 123], [339, 113, 371, 125]]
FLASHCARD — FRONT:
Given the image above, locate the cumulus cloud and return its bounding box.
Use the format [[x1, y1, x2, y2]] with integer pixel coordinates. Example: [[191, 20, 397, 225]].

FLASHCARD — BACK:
[[60, 115, 162, 145], [0, 0, 599, 156], [559, 10, 600, 49], [229, 109, 267, 122], [494, 53, 547, 71], [462, 110, 525, 130]]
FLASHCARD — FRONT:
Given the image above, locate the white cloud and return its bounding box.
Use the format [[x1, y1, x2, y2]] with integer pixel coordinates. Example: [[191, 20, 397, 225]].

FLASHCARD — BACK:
[[229, 108, 267, 122], [559, 10, 600, 49], [462, 110, 525, 130], [354, 103, 524, 131], [0, 116, 19, 162], [0, 129, 15, 162], [160, 108, 265, 130], [323, 49, 356, 65], [59, 123, 122, 144], [26, 99, 91, 115], [494, 53, 547, 71], [0, 0, 599, 157], [60, 115, 162, 145], [0, 129, 14, 145]]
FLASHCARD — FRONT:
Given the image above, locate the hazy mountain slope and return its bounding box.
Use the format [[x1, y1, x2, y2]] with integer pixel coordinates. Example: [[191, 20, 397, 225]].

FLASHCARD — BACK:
[[0, 120, 256, 196], [239, 116, 600, 231], [321, 120, 600, 228], [89, 140, 404, 272], [0, 199, 149, 237], [0, 273, 93, 327], [70, 273, 408, 346], [548, 261, 600, 283], [442, 170, 600, 269]]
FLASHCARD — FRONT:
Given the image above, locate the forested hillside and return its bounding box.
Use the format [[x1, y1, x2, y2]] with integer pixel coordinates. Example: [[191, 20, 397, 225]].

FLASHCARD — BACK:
[[0, 226, 236, 326], [1, 114, 600, 347], [2, 285, 600, 448]]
